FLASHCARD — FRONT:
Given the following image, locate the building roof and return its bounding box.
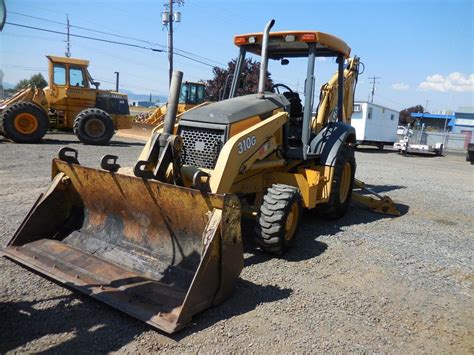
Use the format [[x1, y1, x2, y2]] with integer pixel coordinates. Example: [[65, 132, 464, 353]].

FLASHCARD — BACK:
[[355, 101, 399, 113], [411, 112, 455, 120], [410, 112, 474, 128]]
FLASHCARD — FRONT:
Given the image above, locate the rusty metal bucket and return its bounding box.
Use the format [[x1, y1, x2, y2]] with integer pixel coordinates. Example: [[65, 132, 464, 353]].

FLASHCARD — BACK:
[[3, 159, 243, 333]]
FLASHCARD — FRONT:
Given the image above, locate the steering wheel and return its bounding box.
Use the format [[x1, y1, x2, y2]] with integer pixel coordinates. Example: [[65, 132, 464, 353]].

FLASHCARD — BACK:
[[271, 83, 294, 94]]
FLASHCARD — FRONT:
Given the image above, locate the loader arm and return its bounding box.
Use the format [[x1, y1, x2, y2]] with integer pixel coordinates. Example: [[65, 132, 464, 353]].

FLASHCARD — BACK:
[[312, 57, 360, 133], [210, 111, 288, 194], [0, 87, 47, 111]]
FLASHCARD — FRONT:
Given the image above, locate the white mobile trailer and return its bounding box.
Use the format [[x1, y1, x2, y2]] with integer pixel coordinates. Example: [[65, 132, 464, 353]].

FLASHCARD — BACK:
[[351, 101, 399, 149]]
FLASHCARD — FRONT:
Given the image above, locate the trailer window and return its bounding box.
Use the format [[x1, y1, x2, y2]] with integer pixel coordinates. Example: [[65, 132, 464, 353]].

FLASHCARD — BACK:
[[53, 65, 66, 86], [70, 67, 86, 87], [390, 114, 395, 121], [368, 107, 373, 119]]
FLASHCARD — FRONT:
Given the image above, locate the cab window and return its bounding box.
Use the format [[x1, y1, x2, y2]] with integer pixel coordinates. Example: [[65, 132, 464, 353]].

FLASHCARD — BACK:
[[69, 67, 86, 87], [179, 84, 188, 103], [197, 85, 205, 104], [189, 85, 198, 104], [53, 65, 66, 86]]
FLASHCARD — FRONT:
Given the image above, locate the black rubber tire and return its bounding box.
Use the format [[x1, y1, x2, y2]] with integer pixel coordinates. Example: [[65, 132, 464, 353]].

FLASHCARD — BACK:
[[0, 101, 48, 143], [255, 184, 302, 255], [73, 108, 115, 145], [317, 144, 356, 219]]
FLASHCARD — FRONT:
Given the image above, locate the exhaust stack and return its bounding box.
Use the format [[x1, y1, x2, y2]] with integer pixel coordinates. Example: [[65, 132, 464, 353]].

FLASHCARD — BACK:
[[163, 70, 183, 134], [257, 19, 275, 99]]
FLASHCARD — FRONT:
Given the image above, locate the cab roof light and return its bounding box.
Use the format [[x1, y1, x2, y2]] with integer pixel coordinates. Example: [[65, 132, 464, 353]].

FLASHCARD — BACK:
[[301, 33, 316, 42], [285, 34, 295, 42], [235, 37, 247, 45], [248, 36, 256, 44]]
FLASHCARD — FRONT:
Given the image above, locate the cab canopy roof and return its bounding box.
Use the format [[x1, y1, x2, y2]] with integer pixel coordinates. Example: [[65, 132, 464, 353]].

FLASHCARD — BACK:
[[46, 55, 89, 67], [234, 31, 351, 59]]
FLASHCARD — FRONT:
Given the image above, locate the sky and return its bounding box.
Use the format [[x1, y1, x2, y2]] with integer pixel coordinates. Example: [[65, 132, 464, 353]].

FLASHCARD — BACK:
[[1, 0, 473, 112]]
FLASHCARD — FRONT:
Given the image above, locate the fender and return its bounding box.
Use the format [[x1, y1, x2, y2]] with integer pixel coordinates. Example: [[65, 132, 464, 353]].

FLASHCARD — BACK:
[[308, 122, 356, 166]]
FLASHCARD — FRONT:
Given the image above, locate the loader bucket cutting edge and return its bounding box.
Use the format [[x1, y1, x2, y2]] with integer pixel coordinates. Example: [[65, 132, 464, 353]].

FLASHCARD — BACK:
[[116, 122, 158, 141], [2, 159, 243, 333]]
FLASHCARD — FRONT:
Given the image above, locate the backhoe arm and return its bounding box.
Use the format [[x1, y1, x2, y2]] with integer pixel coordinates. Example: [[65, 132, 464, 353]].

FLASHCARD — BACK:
[[312, 57, 361, 133]]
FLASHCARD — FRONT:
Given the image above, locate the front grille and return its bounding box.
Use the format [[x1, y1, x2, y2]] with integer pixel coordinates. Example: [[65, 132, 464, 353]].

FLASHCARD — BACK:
[[180, 126, 225, 169]]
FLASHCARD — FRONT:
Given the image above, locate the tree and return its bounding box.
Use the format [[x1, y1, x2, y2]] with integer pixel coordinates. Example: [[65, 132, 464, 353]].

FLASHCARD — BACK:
[[14, 73, 47, 91], [399, 105, 424, 125], [204, 58, 274, 101], [29, 73, 47, 89], [14, 79, 30, 91]]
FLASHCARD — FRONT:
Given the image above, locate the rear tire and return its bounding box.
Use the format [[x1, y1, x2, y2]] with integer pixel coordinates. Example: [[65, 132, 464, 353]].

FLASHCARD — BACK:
[[317, 144, 356, 219], [255, 184, 302, 255], [0, 101, 48, 143], [73, 108, 114, 145]]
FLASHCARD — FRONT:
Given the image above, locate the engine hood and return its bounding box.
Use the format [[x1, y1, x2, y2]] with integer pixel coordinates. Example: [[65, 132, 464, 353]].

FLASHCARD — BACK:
[[180, 93, 290, 125]]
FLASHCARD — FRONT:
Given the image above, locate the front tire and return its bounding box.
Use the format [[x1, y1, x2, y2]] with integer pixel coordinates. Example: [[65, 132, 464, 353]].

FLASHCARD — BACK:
[[317, 144, 356, 219], [0, 101, 48, 143], [255, 184, 302, 255], [73, 108, 115, 145]]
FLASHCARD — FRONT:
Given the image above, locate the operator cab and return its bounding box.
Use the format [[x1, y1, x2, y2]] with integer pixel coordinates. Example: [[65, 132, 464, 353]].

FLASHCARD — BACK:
[[231, 30, 351, 158], [46, 56, 100, 90], [179, 82, 206, 105]]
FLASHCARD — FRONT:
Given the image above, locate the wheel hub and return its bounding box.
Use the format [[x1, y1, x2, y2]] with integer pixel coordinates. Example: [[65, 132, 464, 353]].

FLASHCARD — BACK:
[[84, 118, 106, 138], [284, 202, 299, 241], [14, 113, 38, 134]]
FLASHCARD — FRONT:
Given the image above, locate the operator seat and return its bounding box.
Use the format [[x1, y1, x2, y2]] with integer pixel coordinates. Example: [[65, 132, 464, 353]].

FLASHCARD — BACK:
[[282, 91, 303, 119], [282, 91, 303, 147]]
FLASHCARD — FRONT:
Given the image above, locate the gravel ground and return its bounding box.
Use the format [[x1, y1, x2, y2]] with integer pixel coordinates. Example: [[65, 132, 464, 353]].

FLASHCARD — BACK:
[[1, 133, 473, 353]]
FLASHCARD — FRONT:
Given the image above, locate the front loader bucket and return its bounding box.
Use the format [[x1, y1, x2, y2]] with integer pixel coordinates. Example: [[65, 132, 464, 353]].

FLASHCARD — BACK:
[[3, 159, 243, 333], [116, 122, 158, 141]]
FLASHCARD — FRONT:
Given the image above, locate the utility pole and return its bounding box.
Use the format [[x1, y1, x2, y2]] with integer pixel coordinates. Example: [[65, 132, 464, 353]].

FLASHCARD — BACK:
[[65, 14, 71, 57], [114, 72, 119, 92], [425, 100, 429, 113], [368, 76, 381, 103], [162, 1, 182, 87]]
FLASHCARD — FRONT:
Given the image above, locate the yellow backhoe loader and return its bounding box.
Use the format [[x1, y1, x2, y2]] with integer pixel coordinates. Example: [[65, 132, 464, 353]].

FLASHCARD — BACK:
[[0, 56, 132, 145], [120, 81, 208, 140], [3, 20, 399, 333]]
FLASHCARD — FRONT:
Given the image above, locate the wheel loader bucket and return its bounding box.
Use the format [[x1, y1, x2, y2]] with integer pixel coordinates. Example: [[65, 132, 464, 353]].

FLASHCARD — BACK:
[[2, 159, 243, 333], [116, 122, 158, 141]]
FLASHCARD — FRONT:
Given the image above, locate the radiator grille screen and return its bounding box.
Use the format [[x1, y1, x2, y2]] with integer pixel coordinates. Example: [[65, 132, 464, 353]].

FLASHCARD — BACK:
[[180, 126, 225, 169]]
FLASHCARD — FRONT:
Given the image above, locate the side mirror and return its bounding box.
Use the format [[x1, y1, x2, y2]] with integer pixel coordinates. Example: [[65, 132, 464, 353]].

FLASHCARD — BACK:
[[281, 59, 289, 66], [93, 82, 100, 89]]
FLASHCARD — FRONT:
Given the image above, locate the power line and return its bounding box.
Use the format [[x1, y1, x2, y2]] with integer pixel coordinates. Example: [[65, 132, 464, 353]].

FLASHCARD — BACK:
[[6, 22, 164, 52], [9, 11, 161, 45], [9, 11, 224, 67]]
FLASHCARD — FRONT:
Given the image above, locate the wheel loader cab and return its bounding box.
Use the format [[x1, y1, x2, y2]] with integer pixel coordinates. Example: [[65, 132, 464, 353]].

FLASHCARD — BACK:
[[44, 56, 97, 128], [179, 82, 206, 105]]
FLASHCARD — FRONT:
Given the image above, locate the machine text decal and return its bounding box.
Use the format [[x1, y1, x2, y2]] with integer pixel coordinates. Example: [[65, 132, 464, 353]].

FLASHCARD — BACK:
[[238, 136, 257, 154]]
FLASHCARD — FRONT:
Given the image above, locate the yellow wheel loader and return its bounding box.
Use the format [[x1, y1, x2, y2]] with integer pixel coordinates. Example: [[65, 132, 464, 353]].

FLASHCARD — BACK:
[[122, 81, 208, 140], [3, 20, 399, 333], [0, 56, 132, 145]]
